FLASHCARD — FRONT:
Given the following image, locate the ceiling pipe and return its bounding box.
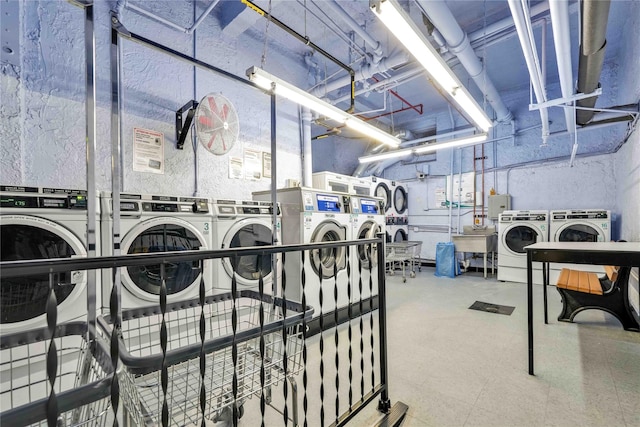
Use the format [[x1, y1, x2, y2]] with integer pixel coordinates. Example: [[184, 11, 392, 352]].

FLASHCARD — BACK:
[[124, 0, 221, 34], [415, 0, 512, 123], [330, 66, 423, 104], [321, 0, 384, 64], [549, 0, 576, 134], [508, 0, 550, 145], [311, 50, 409, 98], [576, 0, 611, 125]]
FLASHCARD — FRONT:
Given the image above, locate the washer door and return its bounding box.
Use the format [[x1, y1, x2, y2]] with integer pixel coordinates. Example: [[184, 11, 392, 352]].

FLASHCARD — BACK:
[[310, 221, 346, 279], [394, 186, 408, 214], [221, 218, 279, 287], [374, 183, 391, 212], [393, 228, 408, 242], [0, 215, 86, 330], [356, 221, 381, 268], [502, 224, 542, 255], [121, 217, 206, 301], [556, 223, 603, 242]]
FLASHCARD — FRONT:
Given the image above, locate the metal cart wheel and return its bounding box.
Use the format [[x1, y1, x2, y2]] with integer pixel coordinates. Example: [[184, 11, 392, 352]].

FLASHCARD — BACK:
[[388, 270, 395, 276], [402, 277, 406, 283], [410, 271, 416, 278]]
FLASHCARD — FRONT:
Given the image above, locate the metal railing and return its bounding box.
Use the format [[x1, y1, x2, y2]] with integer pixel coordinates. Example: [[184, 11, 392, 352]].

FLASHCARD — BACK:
[[1, 236, 404, 426]]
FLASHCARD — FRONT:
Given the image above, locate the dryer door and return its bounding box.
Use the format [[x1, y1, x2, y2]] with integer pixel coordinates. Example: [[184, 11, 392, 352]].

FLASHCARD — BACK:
[[310, 221, 346, 279], [374, 183, 391, 213], [121, 217, 205, 301], [393, 186, 408, 215], [555, 223, 604, 242], [0, 215, 86, 331], [393, 228, 408, 242], [221, 218, 279, 287], [502, 224, 543, 256], [356, 221, 381, 268]]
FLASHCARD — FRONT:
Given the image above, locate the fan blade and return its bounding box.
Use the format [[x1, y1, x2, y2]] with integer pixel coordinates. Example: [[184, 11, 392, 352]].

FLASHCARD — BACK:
[[207, 133, 217, 149], [198, 116, 213, 127], [221, 104, 229, 121], [208, 96, 219, 118]]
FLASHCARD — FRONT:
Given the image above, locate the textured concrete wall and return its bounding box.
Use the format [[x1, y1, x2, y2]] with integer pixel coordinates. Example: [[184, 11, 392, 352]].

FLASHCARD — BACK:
[[615, 129, 640, 241]]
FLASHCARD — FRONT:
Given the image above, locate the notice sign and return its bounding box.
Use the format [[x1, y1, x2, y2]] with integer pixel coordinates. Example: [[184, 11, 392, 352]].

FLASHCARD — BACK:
[[244, 149, 261, 180], [133, 128, 164, 174], [229, 157, 243, 179]]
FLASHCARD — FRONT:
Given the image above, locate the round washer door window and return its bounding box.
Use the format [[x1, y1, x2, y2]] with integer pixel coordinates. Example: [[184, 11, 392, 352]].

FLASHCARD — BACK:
[[394, 228, 408, 242], [375, 183, 391, 212], [1, 220, 85, 325], [311, 222, 346, 279], [558, 224, 600, 242], [357, 222, 381, 268], [227, 223, 273, 281], [125, 223, 202, 296], [394, 186, 408, 214], [504, 225, 539, 254]]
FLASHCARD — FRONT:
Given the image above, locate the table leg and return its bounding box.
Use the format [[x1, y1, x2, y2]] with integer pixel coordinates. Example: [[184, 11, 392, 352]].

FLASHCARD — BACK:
[[543, 262, 548, 324], [484, 253, 487, 279], [527, 251, 534, 375]]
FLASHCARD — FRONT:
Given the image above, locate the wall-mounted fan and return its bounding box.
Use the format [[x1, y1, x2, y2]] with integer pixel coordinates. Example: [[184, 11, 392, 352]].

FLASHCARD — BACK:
[[175, 93, 239, 155]]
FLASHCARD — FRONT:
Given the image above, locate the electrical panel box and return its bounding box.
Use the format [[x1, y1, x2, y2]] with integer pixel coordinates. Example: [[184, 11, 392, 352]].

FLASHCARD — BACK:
[[488, 194, 511, 219]]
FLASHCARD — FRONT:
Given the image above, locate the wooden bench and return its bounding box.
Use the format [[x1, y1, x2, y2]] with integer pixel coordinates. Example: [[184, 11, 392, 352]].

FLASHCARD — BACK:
[[556, 264, 639, 331]]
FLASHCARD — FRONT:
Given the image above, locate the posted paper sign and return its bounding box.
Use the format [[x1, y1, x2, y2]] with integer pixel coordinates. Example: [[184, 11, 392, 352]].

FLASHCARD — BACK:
[[133, 128, 164, 174], [262, 152, 271, 178], [229, 157, 243, 179], [244, 149, 261, 180]]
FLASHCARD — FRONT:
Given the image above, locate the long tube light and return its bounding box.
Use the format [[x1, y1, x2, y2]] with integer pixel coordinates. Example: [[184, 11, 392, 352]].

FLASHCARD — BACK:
[[370, 0, 493, 132], [358, 133, 488, 163], [246, 66, 401, 147]]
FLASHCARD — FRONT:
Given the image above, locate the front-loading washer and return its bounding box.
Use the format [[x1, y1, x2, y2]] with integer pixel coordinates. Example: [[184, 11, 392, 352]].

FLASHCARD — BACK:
[[548, 209, 611, 283], [0, 185, 100, 334], [349, 195, 385, 303], [100, 192, 212, 310], [210, 199, 281, 292], [498, 210, 548, 284], [253, 187, 352, 318]]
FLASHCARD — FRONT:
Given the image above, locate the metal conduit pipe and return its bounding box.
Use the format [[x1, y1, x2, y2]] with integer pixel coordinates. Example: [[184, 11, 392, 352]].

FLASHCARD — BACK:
[[312, 50, 409, 97], [576, 0, 611, 125], [549, 0, 576, 134], [125, 0, 221, 34], [415, 0, 513, 123], [301, 108, 313, 186], [330, 66, 423, 104], [321, 0, 384, 64], [508, 0, 550, 145]]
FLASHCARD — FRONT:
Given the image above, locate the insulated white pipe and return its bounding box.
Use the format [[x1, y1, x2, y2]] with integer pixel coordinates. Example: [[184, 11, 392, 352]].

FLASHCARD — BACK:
[[508, 0, 550, 145], [322, 0, 384, 63], [330, 66, 423, 104], [416, 0, 513, 122], [311, 51, 409, 97], [549, 0, 576, 134], [301, 108, 313, 186], [125, 0, 220, 34]]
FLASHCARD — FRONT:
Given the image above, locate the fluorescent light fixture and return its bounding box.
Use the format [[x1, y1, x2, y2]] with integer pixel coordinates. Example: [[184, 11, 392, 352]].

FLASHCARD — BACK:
[[371, 0, 493, 132], [247, 66, 401, 147], [358, 133, 488, 163]]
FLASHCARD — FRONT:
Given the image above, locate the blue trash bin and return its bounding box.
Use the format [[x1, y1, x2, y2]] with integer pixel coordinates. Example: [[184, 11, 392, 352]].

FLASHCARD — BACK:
[[435, 242, 459, 278]]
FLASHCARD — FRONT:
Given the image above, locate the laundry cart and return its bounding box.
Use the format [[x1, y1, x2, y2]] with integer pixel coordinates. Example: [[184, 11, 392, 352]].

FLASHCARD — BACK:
[[0, 322, 113, 427], [98, 290, 312, 426], [386, 241, 423, 282]]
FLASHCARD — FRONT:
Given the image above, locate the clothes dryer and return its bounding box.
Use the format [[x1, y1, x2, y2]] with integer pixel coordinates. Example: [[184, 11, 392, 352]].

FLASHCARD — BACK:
[[253, 187, 351, 318], [392, 182, 409, 217], [548, 209, 611, 283], [100, 193, 212, 310], [369, 176, 395, 216], [349, 195, 385, 302], [498, 210, 548, 284], [210, 199, 281, 292], [0, 186, 100, 334], [386, 216, 409, 243]]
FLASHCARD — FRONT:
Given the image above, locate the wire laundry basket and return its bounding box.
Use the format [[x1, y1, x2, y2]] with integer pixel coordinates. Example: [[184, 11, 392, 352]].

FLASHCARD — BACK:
[[98, 289, 313, 426], [0, 322, 113, 427]]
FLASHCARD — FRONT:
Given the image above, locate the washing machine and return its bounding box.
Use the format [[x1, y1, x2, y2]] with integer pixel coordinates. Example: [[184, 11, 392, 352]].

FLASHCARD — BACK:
[[548, 209, 611, 283], [100, 192, 212, 310], [210, 199, 281, 292], [497, 210, 548, 284], [0, 186, 100, 334], [312, 171, 351, 194], [350, 176, 372, 197], [253, 187, 351, 318], [350, 195, 385, 302]]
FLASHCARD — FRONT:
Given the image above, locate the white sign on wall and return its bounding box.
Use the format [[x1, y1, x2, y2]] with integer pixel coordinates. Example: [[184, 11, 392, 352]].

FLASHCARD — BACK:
[[244, 149, 261, 180], [133, 128, 164, 174], [229, 157, 243, 179], [446, 171, 475, 207]]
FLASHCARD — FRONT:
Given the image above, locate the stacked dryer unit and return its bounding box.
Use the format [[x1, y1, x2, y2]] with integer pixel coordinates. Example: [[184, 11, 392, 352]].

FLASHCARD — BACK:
[[0, 186, 100, 334], [349, 195, 386, 302], [100, 192, 212, 310], [497, 210, 549, 284], [548, 209, 611, 283], [210, 199, 281, 292], [370, 176, 408, 242], [253, 187, 351, 318]]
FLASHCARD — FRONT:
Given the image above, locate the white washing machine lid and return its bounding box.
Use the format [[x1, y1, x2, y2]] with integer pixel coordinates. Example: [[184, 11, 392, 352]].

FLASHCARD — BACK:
[[310, 220, 347, 279], [120, 216, 207, 302], [220, 217, 280, 287], [501, 223, 546, 256], [553, 221, 607, 242], [0, 215, 87, 330]]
